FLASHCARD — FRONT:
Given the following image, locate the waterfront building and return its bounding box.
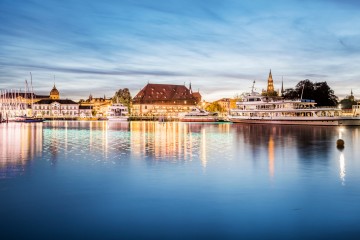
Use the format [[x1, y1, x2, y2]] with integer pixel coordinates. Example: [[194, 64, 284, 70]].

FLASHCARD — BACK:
[[80, 94, 112, 116], [33, 99, 79, 118], [32, 85, 80, 118], [214, 98, 232, 115], [79, 106, 93, 118], [132, 83, 200, 117]]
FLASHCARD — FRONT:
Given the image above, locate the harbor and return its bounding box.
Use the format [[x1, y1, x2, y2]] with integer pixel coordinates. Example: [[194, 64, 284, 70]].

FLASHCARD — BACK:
[[2, 73, 360, 125], [2, 0, 360, 239]]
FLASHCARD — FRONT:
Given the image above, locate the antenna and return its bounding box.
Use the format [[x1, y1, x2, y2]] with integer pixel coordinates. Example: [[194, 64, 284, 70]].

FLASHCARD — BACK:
[[251, 80, 256, 93]]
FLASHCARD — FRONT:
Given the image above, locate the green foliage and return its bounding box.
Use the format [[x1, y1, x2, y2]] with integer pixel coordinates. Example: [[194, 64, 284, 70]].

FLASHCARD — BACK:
[[205, 102, 224, 113], [261, 91, 278, 97], [283, 79, 338, 106], [113, 88, 132, 110], [339, 98, 357, 109]]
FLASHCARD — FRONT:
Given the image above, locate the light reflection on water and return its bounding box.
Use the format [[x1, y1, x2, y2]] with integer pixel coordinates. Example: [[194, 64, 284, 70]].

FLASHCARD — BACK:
[[0, 121, 360, 239]]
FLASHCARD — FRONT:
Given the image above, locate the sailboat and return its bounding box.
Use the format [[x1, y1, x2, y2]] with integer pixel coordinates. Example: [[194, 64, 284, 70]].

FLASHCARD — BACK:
[[14, 73, 45, 123]]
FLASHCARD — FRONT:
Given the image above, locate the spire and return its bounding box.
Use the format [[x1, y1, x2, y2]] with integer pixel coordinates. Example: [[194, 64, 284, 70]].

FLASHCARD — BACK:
[[189, 82, 192, 93], [267, 69, 274, 94], [349, 89, 354, 101]]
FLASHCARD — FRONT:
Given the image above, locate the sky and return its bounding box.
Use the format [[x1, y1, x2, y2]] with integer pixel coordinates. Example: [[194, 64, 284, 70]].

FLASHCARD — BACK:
[[1, 0, 360, 101]]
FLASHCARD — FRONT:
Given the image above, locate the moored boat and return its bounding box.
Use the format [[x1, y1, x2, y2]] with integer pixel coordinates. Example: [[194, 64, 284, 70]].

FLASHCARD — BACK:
[[106, 103, 129, 121], [229, 87, 360, 126], [14, 116, 45, 123], [179, 107, 219, 122]]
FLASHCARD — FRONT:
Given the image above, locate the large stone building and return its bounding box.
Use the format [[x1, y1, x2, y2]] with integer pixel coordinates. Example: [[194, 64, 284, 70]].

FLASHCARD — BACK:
[[33, 99, 79, 118], [32, 84, 86, 118], [80, 94, 112, 117], [215, 98, 233, 115], [132, 83, 201, 117]]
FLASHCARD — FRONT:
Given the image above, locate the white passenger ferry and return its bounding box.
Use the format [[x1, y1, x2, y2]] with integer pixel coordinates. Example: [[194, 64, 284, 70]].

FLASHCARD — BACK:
[[229, 86, 360, 126], [106, 103, 129, 121], [179, 107, 219, 122]]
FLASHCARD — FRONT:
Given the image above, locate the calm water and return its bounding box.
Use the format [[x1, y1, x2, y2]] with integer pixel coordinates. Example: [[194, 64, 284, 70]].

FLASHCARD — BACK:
[[1, 121, 360, 239]]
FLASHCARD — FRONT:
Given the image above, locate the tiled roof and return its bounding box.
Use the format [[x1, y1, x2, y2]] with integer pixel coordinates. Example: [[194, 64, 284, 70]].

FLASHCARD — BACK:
[[133, 83, 197, 105], [34, 99, 78, 105], [192, 92, 202, 98]]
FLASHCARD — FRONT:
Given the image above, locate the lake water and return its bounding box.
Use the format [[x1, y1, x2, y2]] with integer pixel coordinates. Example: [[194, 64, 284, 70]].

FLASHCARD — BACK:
[[1, 121, 360, 239]]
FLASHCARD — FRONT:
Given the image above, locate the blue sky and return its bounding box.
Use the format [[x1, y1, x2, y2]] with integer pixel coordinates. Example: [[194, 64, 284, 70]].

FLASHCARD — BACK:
[[1, 0, 360, 101]]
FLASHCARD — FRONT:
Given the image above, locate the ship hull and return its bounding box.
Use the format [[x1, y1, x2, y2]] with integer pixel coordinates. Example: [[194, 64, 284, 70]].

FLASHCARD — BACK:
[[229, 117, 360, 126], [107, 117, 129, 121], [180, 117, 219, 122]]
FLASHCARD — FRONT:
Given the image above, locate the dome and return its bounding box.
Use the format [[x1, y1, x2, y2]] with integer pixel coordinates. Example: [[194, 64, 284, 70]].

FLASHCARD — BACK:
[[50, 84, 60, 99]]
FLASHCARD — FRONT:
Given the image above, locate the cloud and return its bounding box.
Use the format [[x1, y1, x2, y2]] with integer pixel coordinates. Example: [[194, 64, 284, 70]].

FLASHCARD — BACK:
[[1, 0, 360, 101]]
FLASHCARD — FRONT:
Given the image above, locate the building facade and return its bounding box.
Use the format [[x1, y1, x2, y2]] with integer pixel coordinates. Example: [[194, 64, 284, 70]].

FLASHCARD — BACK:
[[80, 94, 112, 117], [132, 83, 200, 117], [215, 98, 232, 115], [33, 99, 79, 118], [32, 85, 80, 118]]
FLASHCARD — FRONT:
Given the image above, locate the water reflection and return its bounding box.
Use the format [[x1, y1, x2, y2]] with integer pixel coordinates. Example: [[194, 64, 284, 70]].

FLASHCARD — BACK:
[[1, 122, 360, 239], [129, 122, 214, 164], [0, 123, 43, 178], [268, 136, 275, 178], [0, 122, 357, 181], [339, 152, 346, 185]]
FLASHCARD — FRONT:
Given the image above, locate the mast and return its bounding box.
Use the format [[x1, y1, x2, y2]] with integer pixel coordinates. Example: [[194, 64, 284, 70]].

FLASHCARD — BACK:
[[30, 72, 34, 116], [300, 84, 305, 100]]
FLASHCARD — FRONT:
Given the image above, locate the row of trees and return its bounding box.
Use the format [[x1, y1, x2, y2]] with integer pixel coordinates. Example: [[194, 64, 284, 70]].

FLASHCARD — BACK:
[[283, 80, 338, 106]]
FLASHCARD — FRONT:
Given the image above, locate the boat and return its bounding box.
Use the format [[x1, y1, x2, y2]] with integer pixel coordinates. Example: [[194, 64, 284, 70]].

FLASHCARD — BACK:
[[106, 103, 129, 121], [229, 87, 360, 126], [179, 107, 220, 122], [14, 116, 45, 123]]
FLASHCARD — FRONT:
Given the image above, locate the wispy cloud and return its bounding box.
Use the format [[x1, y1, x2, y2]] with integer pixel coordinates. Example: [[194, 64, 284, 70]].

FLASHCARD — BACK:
[[1, 0, 360, 100]]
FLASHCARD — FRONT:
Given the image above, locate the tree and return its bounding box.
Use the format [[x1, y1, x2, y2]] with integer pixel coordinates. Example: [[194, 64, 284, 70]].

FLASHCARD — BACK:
[[261, 90, 278, 97], [113, 88, 132, 111], [283, 79, 338, 106], [339, 98, 356, 109], [283, 88, 299, 99], [205, 102, 224, 113], [313, 82, 338, 106]]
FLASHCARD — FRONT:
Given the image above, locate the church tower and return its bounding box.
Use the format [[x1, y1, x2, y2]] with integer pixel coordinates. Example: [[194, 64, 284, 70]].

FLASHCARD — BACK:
[[267, 69, 274, 94]]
